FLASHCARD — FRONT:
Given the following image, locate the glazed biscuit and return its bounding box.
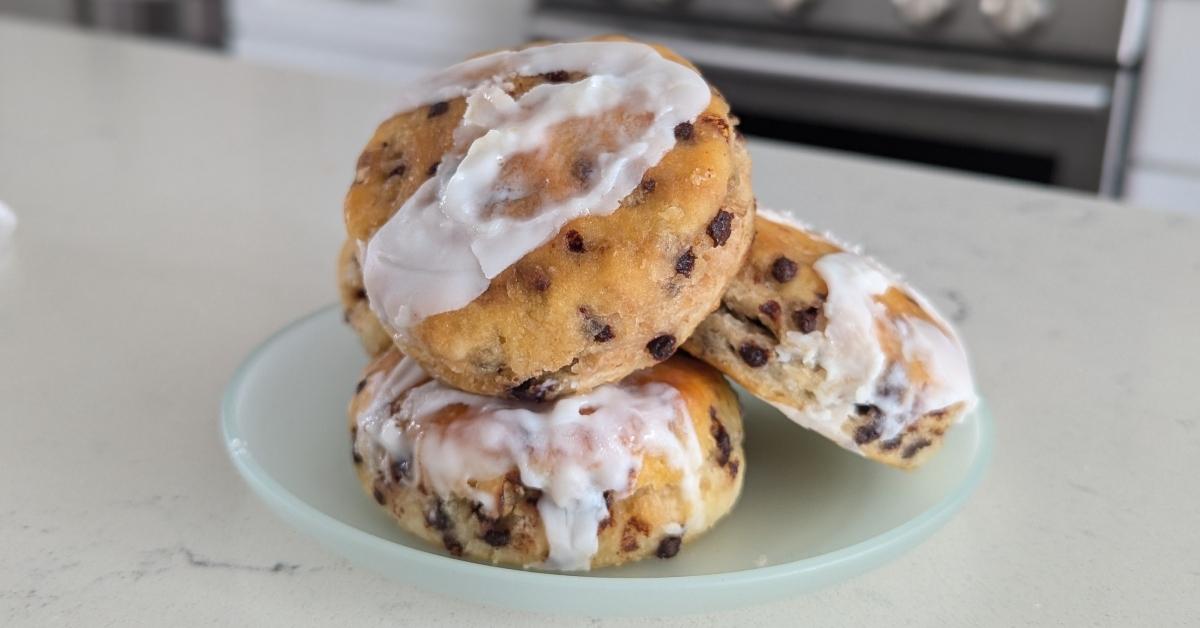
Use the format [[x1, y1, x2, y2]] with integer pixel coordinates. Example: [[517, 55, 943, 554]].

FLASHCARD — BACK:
[[344, 37, 754, 400], [683, 211, 976, 469], [350, 349, 744, 570]]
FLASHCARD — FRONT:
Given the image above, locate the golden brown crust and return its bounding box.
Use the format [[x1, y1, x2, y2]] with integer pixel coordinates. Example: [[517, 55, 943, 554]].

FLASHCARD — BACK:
[[683, 216, 967, 469], [336, 239, 391, 356], [349, 350, 744, 569], [341, 37, 755, 400]]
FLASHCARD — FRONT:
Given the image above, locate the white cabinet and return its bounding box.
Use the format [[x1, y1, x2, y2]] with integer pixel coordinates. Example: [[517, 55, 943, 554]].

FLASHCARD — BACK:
[[1126, 0, 1200, 215], [229, 0, 532, 83], [1126, 167, 1200, 215]]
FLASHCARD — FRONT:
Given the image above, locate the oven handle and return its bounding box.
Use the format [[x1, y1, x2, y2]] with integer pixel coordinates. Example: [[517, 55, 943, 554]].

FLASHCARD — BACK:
[[532, 15, 1112, 111]]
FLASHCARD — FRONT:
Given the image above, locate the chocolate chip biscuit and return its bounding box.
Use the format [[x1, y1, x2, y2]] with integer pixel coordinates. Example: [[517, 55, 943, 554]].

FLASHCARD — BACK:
[[350, 349, 744, 570], [682, 211, 977, 469], [342, 37, 755, 400]]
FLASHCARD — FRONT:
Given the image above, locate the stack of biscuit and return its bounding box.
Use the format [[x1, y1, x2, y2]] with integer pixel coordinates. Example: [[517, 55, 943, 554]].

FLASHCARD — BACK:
[[337, 37, 976, 571]]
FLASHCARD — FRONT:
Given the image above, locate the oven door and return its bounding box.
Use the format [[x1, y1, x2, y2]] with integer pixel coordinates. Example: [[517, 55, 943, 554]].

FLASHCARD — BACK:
[[532, 15, 1133, 195]]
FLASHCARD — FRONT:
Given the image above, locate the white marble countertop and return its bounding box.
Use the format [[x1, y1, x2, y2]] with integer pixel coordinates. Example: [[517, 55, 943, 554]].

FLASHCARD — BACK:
[[1, 18, 1198, 627]]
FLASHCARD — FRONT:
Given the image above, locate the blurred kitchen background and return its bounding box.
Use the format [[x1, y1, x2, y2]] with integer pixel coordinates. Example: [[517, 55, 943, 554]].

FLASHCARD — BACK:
[[2, 0, 1197, 215]]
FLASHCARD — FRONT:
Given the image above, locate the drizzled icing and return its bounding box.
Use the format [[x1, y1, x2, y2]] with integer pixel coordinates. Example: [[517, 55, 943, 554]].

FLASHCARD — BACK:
[[355, 355, 705, 571], [361, 41, 711, 336], [760, 212, 977, 451]]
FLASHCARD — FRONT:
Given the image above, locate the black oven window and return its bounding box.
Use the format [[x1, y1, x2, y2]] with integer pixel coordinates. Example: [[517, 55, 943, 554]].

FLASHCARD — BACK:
[[737, 111, 1057, 185]]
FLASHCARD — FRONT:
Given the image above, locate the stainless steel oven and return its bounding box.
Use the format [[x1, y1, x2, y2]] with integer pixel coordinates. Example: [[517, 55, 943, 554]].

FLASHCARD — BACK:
[[532, 0, 1150, 196], [73, 0, 225, 48]]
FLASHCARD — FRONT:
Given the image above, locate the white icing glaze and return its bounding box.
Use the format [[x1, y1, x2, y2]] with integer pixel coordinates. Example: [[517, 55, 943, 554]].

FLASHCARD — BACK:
[[757, 206, 861, 255], [361, 41, 711, 336], [755, 207, 814, 234], [355, 356, 705, 571], [764, 216, 977, 452]]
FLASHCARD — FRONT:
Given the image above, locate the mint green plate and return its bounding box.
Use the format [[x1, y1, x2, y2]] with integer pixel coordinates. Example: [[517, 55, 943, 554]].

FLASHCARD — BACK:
[[222, 306, 991, 616]]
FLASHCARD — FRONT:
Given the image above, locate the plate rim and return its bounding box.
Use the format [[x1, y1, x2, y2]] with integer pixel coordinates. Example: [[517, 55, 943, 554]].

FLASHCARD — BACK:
[[221, 305, 993, 594]]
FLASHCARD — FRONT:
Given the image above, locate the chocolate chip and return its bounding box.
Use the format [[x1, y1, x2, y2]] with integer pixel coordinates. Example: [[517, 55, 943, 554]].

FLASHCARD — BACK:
[[470, 501, 495, 525], [510, 377, 555, 402], [355, 379, 366, 394], [709, 407, 732, 467], [599, 490, 615, 531], [427, 101, 449, 118], [793, 307, 820, 334], [707, 210, 733, 246], [673, 121, 694, 141], [571, 157, 595, 185], [854, 423, 881, 445], [674, 248, 696, 277], [482, 527, 511, 547], [542, 70, 570, 83], [520, 266, 551, 292], [425, 501, 451, 531], [727, 459, 740, 479], [565, 230, 586, 253], [388, 163, 407, 178], [641, 178, 656, 194], [771, 256, 797, 283], [646, 335, 676, 361], [427, 161, 439, 176], [580, 307, 614, 342], [855, 404, 881, 418], [353, 288, 367, 301], [738, 342, 769, 367], [352, 448, 363, 465], [854, 405, 883, 444], [372, 486, 386, 505], [759, 300, 781, 320], [656, 535, 682, 559], [390, 458, 411, 481], [442, 534, 464, 556], [902, 438, 932, 459], [877, 379, 904, 402], [593, 325, 614, 343], [880, 437, 904, 451]]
